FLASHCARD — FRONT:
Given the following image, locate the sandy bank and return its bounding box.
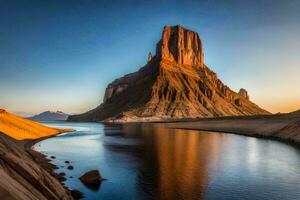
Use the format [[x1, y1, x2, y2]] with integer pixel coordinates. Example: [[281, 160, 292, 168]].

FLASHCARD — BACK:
[[165, 113, 300, 145], [0, 109, 73, 140]]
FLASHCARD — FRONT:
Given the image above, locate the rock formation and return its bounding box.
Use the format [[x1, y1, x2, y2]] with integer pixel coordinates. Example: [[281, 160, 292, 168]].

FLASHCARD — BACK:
[[68, 25, 269, 122], [157, 26, 204, 67], [148, 52, 153, 62], [238, 88, 249, 100], [79, 170, 103, 189]]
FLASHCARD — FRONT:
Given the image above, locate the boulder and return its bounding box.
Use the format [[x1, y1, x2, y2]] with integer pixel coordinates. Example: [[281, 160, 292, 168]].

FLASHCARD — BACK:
[[79, 170, 103, 188], [67, 165, 74, 170]]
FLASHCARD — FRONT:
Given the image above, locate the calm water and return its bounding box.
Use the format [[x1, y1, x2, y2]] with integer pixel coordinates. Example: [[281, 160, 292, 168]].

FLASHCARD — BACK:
[[35, 121, 300, 200]]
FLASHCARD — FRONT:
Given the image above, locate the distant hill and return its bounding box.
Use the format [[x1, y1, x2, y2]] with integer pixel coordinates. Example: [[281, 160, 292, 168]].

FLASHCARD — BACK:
[[0, 109, 62, 140], [28, 111, 69, 121]]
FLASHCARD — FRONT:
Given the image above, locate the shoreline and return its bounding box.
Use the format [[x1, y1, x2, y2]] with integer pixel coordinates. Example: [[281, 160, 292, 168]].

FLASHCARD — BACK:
[[100, 113, 300, 147], [23, 129, 76, 191], [165, 115, 300, 147], [170, 127, 300, 149]]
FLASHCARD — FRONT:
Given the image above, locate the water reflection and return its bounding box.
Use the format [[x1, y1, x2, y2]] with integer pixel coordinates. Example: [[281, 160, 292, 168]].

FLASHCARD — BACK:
[[38, 121, 300, 200], [103, 123, 227, 200]]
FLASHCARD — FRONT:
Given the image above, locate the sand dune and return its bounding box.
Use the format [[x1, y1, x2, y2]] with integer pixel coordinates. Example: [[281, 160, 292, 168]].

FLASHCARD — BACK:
[[0, 109, 66, 140]]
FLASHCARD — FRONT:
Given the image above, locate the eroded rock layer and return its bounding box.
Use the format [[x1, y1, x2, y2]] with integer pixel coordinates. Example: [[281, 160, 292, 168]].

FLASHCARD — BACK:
[[68, 25, 269, 122], [0, 134, 72, 200]]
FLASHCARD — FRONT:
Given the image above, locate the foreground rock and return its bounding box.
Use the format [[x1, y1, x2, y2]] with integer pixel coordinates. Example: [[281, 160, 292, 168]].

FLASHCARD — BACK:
[[68, 25, 269, 122], [79, 170, 103, 188], [0, 133, 72, 200]]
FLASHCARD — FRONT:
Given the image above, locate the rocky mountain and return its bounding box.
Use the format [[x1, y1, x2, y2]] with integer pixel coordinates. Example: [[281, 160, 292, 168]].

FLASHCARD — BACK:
[[28, 111, 69, 121], [69, 25, 269, 122]]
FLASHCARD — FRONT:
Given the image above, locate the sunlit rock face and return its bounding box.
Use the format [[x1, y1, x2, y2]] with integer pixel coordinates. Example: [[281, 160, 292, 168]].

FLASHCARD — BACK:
[[148, 52, 153, 63], [68, 25, 269, 122], [156, 25, 204, 67], [238, 88, 249, 100]]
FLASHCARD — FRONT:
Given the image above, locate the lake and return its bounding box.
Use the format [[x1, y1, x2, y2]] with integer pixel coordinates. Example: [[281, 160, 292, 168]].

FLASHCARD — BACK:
[[35, 121, 300, 200]]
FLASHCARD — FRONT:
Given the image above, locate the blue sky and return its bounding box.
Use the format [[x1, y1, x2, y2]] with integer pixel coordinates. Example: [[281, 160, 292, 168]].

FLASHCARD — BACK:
[[0, 0, 300, 116]]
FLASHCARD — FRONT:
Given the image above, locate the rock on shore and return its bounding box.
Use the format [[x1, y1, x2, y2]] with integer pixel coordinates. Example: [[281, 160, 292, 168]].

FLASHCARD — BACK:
[[79, 170, 103, 188]]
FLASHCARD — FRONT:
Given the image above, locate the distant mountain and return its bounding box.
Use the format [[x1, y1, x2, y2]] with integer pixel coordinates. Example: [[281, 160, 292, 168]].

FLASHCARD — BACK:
[[0, 109, 61, 140], [28, 111, 69, 121], [69, 25, 269, 122]]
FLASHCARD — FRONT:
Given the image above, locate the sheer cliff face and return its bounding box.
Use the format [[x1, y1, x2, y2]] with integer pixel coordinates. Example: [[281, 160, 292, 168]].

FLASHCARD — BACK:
[[156, 26, 204, 67], [68, 25, 269, 122]]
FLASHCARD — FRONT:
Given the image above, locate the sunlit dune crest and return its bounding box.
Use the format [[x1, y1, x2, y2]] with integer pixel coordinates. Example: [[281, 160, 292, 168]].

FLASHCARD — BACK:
[[0, 108, 63, 140]]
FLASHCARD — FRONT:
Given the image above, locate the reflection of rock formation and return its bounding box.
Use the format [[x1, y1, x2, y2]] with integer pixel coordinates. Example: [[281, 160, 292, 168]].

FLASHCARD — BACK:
[[103, 124, 224, 200], [69, 25, 269, 122], [143, 126, 223, 200]]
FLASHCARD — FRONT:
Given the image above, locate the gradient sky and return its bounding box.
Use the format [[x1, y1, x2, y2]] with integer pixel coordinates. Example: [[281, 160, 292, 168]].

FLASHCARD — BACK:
[[1, 0, 300, 116]]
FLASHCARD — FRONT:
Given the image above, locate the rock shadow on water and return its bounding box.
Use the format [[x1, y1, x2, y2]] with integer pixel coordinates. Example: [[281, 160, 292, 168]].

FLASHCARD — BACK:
[[83, 182, 102, 192]]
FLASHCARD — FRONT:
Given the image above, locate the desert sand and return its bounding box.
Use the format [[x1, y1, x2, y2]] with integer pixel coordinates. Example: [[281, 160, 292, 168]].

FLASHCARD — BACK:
[[0, 109, 70, 140]]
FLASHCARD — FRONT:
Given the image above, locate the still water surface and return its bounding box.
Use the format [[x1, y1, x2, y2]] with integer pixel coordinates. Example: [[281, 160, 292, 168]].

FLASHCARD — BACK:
[[35, 121, 300, 200]]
